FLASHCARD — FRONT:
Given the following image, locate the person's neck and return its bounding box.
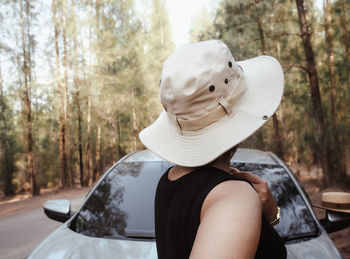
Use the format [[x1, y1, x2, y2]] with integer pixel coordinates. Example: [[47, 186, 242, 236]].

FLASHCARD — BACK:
[[169, 149, 234, 180], [207, 157, 230, 172], [170, 158, 230, 179], [168, 165, 196, 180]]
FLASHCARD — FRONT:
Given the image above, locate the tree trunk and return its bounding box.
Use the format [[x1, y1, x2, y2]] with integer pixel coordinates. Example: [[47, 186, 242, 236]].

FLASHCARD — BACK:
[[0, 60, 2, 97], [272, 113, 284, 159], [84, 0, 93, 186], [323, 0, 347, 183], [111, 121, 117, 162], [96, 125, 101, 180], [25, 2, 34, 93], [0, 122, 15, 195], [340, 0, 350, 83], [2, 139, 14, 195], [295, 0, 330, 186], [77, 89, 84, 186], [77, 91, 84, 186], [52, 0, 67, 190], [85, 96, 92, 186], [116, 110, 122, 158], [257, 15, 266, 55], [324, 0, 336, 121], [19, 0, 39, 196], [131, 87, 138, 151], [70, 157, 75, 187], [71, 0, 84, 187], [111, 111, 122, 161], [94, 1, 102, 181], [62, 0, 70, 187], [256, 131, 265, 150], [0, 61, 15, 195]]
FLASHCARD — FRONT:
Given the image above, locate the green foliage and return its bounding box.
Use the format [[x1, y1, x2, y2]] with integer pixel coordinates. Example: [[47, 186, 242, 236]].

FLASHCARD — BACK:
[[0, 93, 19, 194], [0, 0, 174, 193], [191, 0, 350, 176], [1, 0, 349, 193]]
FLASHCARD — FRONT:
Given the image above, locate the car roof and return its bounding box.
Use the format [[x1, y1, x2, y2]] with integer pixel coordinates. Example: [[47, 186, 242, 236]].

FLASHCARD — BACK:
[[124, 148, 278, 165]]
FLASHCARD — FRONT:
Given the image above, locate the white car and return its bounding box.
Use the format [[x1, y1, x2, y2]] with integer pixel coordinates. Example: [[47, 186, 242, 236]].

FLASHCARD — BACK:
[[29, 148, 350, 258]]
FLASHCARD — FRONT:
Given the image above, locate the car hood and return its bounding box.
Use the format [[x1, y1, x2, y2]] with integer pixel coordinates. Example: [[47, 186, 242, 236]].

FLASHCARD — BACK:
[[29, 224, 342, 259], [285, 231, 342, 259], [28, 224, 157, 259]]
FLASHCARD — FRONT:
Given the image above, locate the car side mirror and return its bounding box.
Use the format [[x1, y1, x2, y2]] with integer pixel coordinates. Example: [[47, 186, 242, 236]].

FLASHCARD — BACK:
[[319, 210, 350, 233], [43, 199, 71, 223]]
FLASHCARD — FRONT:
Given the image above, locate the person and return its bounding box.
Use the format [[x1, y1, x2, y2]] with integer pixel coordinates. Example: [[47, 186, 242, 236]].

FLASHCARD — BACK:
[[139, 40, 287, 259]]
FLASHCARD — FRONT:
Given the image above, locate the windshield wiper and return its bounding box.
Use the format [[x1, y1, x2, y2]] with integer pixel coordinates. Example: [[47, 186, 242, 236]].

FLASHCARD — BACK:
[[124, 229, 155, 239], [282, 231, 318, 242]]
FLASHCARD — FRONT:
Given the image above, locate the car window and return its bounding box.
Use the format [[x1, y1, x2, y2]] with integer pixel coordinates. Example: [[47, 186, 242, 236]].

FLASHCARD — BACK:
[[70, 161, 318, 243], [70, 161, 170, 239], [231, 162, 318, 242]]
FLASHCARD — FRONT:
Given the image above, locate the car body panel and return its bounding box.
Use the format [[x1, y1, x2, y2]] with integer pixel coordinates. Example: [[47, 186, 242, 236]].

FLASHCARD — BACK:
[[286, 232, 342, 258], [28, 225, 342, 259], [28, 225, 157, 259], [28, 149, 344, 259]]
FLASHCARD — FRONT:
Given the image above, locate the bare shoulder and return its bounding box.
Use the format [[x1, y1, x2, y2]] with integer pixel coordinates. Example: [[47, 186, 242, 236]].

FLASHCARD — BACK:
[[201, 180, 260, 217], [190, 180, 262, 259]]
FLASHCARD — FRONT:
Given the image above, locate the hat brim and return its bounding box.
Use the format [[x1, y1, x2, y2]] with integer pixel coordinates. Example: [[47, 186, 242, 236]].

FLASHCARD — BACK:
[[139, 56, 284, 167], [312, 204, 350, 214]]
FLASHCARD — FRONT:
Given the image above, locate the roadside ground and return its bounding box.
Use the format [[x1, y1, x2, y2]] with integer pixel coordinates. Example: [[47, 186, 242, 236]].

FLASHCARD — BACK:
[[0, 187, 89, 220]]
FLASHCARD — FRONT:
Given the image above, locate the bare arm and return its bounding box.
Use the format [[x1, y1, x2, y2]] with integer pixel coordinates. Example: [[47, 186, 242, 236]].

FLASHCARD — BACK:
[[190, 181, 262, 259]]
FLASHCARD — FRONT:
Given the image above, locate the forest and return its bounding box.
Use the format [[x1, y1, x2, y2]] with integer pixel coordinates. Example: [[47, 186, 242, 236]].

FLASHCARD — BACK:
[[0, 0, 349, 196]]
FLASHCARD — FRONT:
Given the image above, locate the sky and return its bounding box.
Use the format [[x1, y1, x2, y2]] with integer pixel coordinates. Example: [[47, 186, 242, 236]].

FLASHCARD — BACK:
[[164, 0, 219, 46], [134, 0, 219, 47]]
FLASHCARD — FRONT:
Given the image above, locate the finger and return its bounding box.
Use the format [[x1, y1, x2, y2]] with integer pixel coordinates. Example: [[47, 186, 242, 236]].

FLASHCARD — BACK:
[[230, 167, 241, 174]]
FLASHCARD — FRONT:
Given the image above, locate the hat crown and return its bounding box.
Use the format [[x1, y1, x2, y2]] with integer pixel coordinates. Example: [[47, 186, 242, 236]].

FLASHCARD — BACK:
[[160, 40, 240, 120], [322, 192, 350, 203]]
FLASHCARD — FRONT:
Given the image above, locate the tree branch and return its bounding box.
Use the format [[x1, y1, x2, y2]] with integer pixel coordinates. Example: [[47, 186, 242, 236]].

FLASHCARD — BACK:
[[283, 64, 309, 73]]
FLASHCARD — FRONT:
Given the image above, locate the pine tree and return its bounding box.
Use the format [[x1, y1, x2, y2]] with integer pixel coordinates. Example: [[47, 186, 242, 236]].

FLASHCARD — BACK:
[[19, 0, 39, 195], [142, 0, 174, 124], [295, 0, 331, 185], [322, 0, 347, 184], [0, 56, 18, 195]]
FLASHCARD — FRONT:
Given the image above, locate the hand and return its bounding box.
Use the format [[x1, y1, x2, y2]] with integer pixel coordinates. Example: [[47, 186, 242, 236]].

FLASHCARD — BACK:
[[229, 168, 278, 222]]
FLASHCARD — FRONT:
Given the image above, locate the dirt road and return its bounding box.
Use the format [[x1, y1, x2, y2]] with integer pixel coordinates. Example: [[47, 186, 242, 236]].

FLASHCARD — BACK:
[[0, 188, 88, 259], [0, 187, 89, 220]]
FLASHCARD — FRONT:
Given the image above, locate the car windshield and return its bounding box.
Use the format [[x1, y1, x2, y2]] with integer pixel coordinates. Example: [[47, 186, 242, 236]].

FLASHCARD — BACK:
[[70, 160, 318, 243]]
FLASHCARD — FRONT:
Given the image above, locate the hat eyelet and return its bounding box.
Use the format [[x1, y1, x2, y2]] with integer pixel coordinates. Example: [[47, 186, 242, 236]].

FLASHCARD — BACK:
[[224, 79, 228, 84], [228, 61, 232, 68], [262, 115, 269, 120], [209, 85, 215, 92]]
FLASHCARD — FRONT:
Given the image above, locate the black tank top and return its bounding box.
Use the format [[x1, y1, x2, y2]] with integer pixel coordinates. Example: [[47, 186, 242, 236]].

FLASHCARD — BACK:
[[154, 166, 287, 259]]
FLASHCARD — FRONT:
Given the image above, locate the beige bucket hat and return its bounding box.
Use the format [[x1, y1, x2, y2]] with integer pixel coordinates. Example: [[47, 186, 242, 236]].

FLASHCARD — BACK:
[[139, 40, 284, 167], [313, 192, 350, 213]]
